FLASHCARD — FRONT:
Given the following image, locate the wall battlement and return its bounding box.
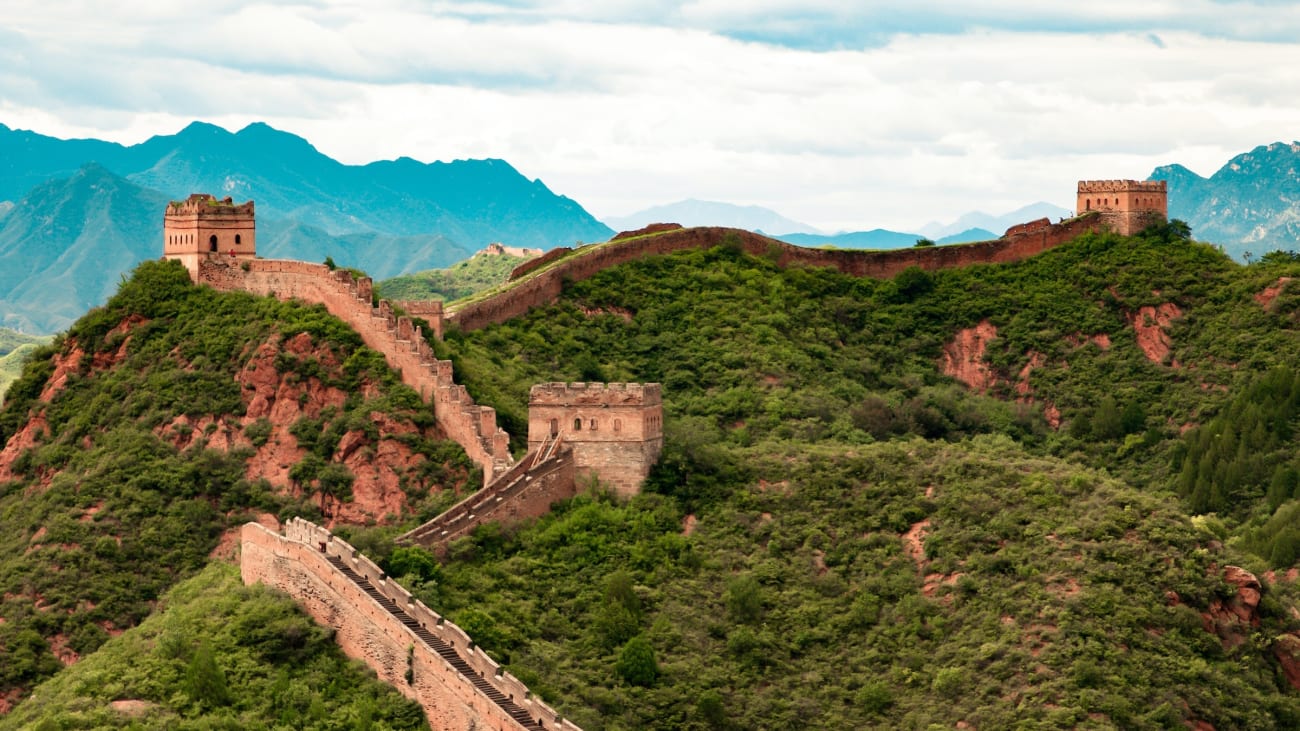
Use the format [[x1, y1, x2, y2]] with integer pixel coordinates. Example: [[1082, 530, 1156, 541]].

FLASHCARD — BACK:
[[195, 257, 511, 484], [1076, 179, 1167, 235], [446, 214, 1118, 334], [528, 381, 662, 406], [242, 518, 581, 731], [527, 382, 663, 497], [1077, 179, 1167, 194], [164, 193, 257, 278]]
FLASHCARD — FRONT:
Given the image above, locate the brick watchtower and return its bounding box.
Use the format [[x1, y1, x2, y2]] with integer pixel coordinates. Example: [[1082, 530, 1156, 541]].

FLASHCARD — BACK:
[[528, 382, 664, 497], [1076, 180, 1167, 236], [163, 193, 256, 280]]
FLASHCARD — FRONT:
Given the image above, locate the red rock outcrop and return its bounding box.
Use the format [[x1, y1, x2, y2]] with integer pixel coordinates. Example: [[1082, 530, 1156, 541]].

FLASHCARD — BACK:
[[1127, 302, 1182, 366], [1255, 277, 1294, 309], [941, 320, 998, 392], [1201, 565, 1262, 650]]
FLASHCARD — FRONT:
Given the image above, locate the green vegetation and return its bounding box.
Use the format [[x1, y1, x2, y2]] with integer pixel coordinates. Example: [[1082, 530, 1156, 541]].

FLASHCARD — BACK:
[[0, 328, 50, 406], [0, 259, 474, 705], [12, 228, 1300, 727], [349, 438, 1298, 729], [0, 563, 427, 730], [377, 250, 539, 302]]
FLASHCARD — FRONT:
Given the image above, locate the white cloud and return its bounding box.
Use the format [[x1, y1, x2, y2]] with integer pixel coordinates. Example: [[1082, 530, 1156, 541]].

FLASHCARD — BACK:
[[1, 1, 1300, 231]]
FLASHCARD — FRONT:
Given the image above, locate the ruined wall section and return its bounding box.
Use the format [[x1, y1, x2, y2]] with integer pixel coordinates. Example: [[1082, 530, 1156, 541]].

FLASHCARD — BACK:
[[198, 259, 509, 483], [448, 216, 1110, 333], [397, 448, 577, 553], [241, 519, 580, 731], [527, 383, 663, 497]]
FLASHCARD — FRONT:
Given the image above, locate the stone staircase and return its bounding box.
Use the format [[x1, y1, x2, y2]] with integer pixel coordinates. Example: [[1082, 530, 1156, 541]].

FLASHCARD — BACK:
[[326, 554, 545, 731]]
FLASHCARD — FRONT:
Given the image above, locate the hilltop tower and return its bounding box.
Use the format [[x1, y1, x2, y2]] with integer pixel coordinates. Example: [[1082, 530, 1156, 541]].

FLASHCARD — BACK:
[[528, 382, 664, 497], [1076, 180, 1167, 236], [163, 193, 256, 279]]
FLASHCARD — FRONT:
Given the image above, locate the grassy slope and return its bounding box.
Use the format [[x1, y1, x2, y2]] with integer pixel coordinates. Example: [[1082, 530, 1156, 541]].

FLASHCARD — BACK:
[[376, 251, 535, 302], [0, 328, 50, 405], [0, 562, 426, 730]]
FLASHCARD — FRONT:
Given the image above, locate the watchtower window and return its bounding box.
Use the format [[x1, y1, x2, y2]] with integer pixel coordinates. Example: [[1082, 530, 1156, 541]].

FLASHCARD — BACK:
[[235, 234, 242, 245], [613, 419, 622, 433], [590, 418, 598, 431], [209, 235, 218, 252], [573, 418, 582, 431], [550, 418, 558, 436]]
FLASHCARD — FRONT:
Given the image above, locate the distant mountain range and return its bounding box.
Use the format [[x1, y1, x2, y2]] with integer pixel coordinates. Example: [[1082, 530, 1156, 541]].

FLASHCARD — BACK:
[[1149, 142, 1300, 260], [918, 202, 1073, 240], [0, 121, 613, 333], [606, 199, 1017, 250]]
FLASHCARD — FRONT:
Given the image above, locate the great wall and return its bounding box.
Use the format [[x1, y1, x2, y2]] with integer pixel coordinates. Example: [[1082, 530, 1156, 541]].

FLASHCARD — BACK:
[[158, 183, 1167, 730]]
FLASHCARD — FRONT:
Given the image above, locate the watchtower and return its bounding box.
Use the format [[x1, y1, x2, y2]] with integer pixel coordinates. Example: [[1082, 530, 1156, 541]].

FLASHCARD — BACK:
[[163, 193, 256, 279], [1076, 180, 1167, 236], [528, 382, 664, 497]]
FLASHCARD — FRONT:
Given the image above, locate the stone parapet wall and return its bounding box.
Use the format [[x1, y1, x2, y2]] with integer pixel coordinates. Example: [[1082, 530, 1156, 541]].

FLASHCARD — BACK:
[[398, 448, 578, 553], [1078, 180, 1167, 193], [197, 258, 509, 484], [242, 518, 581, 731], [448, 216, 1110, 334]]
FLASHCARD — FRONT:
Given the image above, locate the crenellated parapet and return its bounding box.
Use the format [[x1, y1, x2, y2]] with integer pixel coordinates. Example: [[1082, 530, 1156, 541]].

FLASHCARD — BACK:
[[1076, 179, 1167, 235], [243, 518, 582, 731], [196, 257, 509, 484], [527, 382, 663, 497], [164, 193, 257, 278]]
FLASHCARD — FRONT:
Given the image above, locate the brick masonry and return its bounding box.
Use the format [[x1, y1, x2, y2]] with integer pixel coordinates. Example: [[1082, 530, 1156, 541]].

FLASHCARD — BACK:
[[241, 518, 581, 731], [197, 258, 511, 484], [447, 213, 1115, 333], [397, 447, 578, 554], [527, 382, 664, 498]]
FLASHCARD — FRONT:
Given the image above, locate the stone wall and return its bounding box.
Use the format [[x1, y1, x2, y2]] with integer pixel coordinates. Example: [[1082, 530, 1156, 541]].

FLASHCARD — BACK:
[[241, 518, 581, 731], [197, 258, 509, 483], [397, 447, 578, 553], [448, 215, 1109, 333], [527, 383, 664, 498]]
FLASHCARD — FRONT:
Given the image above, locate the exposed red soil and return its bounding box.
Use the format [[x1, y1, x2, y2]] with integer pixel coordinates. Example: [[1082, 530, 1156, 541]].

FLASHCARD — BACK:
[[681, 513, 698, 536], [1015, 351, 1046, 396], [1201, 566, 1262, 652], [48, 633, 79, 666], [1255, 277, 1294, 309], [941, 320, 998, 392], [902, 519, 930, 569], [211, 513, 279, 561], [1065, 331, 1111, 350], [1126, 302, 1183, 366]]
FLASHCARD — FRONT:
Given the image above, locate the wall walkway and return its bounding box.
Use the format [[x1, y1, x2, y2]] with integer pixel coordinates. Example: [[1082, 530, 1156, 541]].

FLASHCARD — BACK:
[[242, 518, 581, 731], [447, 215, 1105, 333], [197, 258, 511, 483]]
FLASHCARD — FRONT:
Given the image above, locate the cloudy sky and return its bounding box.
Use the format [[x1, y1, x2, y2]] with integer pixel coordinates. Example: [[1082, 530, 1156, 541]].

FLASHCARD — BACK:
[[2, 1, 1299, 233]]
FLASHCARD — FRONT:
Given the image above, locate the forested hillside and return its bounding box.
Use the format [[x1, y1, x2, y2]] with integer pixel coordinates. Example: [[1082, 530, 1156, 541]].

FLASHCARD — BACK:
[[6, 227, 1300, 727], [0, 261, 475, 718], [0, 328, 48, 405]]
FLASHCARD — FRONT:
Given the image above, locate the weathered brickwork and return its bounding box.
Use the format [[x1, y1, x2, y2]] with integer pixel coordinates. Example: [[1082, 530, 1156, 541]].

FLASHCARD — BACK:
[[448, 214, 1115, 333], [163, 194, 257, 279], [241, 519, 581, 731], [393, 300, 445, 340], [196, 258, 509, 483], [528, 383, 664, 498], [1077, 179, 1168, 236]]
